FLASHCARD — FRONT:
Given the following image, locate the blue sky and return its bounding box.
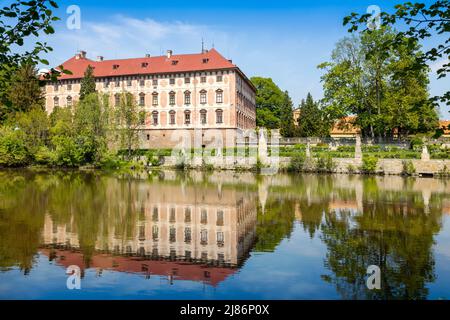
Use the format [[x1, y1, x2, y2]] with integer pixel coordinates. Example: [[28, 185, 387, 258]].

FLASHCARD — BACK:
[[32, 0, 449, 118]]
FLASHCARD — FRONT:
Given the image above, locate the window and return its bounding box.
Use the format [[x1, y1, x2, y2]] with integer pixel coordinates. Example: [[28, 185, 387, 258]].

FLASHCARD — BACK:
[[184, 208, 191, 222], [184, 227, 191, 243], [152, 92, 158, 106], [54, 84, 59, 91], [217, 232, 224, 245], [67, 84, 72, 91], [200, 90, 207, 104], [53, 96, 59, 107], [201, 209, 207, 224], [170, 208, 176, 223], [115, 94, 120, 106], [66, 96, 72, 107], [152, 225, 158, 240], [216, 75, 223, 82], [169, 110, 176, 125], [216, 89, 223, 103], [115, 80, 120, 87], [200, 230, 208, 245], [184, 77, 190, 84], [140, 79, 145, 87], [152, 79, 158, 86], [139, 93, 145, 106], [169, 78, 175, 85], [169, 227, 176, 242], [152, 111, 158, 125], [216, 109, 223, 124], [200, 109, 207, 125], [127, 79, 132, 86], [217, 210, 224, 226], [169, 91, 176, 105], [184, 110, 191, 124], [200, 76, 206, 83], [184, 91, 191, 105]]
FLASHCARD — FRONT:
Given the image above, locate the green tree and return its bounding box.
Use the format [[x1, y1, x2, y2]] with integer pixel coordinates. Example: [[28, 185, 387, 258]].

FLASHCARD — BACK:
[[250, 77, 285, 129], [297, 93, 329, 137], [319, 28, 438, 139], [279, 91, 295, 137], [4, 62, 44, 116], [344, 1, 450, 106], [115, 92, 146, 160], [74, 93, 109, 164], [0, 0, 64, 119], [79, 65, 96, 101]]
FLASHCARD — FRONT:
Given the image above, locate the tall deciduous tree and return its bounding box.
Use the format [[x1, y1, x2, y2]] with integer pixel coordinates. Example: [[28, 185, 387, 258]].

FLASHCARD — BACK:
[[0, 0, 68, 119], [319, 28, 438, 139], [344, 1, 450, 106], [115, 92, 146, 160], [250, 77, 285, 129], [79, 65, 96, 101]]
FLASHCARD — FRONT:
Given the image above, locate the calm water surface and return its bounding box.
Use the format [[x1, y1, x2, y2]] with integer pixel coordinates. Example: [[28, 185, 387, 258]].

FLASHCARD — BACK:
[[0, 169, 449, 300]]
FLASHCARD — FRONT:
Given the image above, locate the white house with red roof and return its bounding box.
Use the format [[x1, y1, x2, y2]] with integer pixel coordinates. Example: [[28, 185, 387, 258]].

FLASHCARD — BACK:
[[44, 49, 256, 148]]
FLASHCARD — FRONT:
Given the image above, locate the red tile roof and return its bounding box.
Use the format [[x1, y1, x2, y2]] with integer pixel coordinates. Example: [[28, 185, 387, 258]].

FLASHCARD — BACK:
[[40, 248, 237, 287], [55, 48, 236, 80]]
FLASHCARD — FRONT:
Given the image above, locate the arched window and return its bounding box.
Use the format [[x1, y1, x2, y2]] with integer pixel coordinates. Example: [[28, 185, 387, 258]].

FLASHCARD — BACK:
[[53, 96, 59, 107], [169, 91, 176, 106], [139, 93, 145, 106], [152, 111, 158, 125], [200, 89, 207, 104], [184, 90, 191, 105], [216, 89, 223, 103], [66, 96, 72, 107], [169, 110, 176, 125], [216, 109, 223, 124], [200, 109, 207, 125], [184, 110, 191, 125], [152, 92, 158, 106]]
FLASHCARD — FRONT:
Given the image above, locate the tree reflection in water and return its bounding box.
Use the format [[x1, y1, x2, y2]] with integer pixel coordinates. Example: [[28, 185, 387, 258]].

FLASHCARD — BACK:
[[0, 170, 447, 298]]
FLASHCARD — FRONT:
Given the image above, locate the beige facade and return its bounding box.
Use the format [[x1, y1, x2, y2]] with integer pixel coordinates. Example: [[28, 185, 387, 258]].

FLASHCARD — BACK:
[[44, 49, 257, 148]]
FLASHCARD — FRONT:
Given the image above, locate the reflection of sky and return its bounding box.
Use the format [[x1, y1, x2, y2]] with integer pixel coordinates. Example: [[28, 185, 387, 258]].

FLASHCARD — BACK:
[[0, 223, 338, 299], [428, 215, 450, 300]]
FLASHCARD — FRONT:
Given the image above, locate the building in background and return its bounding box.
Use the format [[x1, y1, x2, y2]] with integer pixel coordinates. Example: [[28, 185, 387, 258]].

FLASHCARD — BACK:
[[44, 49, 256, 148]]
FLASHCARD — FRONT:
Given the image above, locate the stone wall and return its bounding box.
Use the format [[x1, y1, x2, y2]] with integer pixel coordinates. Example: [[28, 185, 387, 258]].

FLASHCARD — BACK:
[[154, 155, 450, 176]]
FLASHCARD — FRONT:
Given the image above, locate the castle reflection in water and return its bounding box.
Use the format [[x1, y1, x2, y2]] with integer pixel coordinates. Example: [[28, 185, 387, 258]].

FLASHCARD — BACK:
[[41, 171, 258, 285]]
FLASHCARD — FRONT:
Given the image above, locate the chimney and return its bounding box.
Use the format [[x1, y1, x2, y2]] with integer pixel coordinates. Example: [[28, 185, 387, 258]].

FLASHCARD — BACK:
[[97, 56, 104, 61], [166, 50, 173, 59], [79, 50, 87, 59], [145, 54, 151, 58]]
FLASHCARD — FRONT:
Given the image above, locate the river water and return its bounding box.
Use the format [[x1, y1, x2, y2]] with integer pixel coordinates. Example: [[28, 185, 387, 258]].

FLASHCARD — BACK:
[[0, 169, 449, 299]]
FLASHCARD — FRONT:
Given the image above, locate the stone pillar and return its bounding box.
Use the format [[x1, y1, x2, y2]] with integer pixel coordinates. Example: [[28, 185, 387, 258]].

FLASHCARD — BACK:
[[258, 129, 269, 165], [421, 145, 430, 161], [355, 135, 362, 160], [306, 141, 311, 158]]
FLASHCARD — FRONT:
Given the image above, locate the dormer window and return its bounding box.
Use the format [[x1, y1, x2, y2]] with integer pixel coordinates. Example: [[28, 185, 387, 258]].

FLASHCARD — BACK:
[[171, 60, 178, 65], [113, 64, 119, 70], [141, 62, 148, 68], [202, 58, 209, 63]]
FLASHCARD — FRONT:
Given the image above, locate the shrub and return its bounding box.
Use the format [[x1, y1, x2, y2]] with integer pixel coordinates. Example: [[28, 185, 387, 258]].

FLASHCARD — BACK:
[[52, 135, 83, 167], [410, 137, 424, 151], [287, 154, 305, 172], [0, 127, 30, 167], [34, 146, 56, 165], [361, 156, 378, 174], [337, 145, 355, 152], [316, 154, 335, 173], [347, 164, 356, 174], [402, 160, 416, 176]]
